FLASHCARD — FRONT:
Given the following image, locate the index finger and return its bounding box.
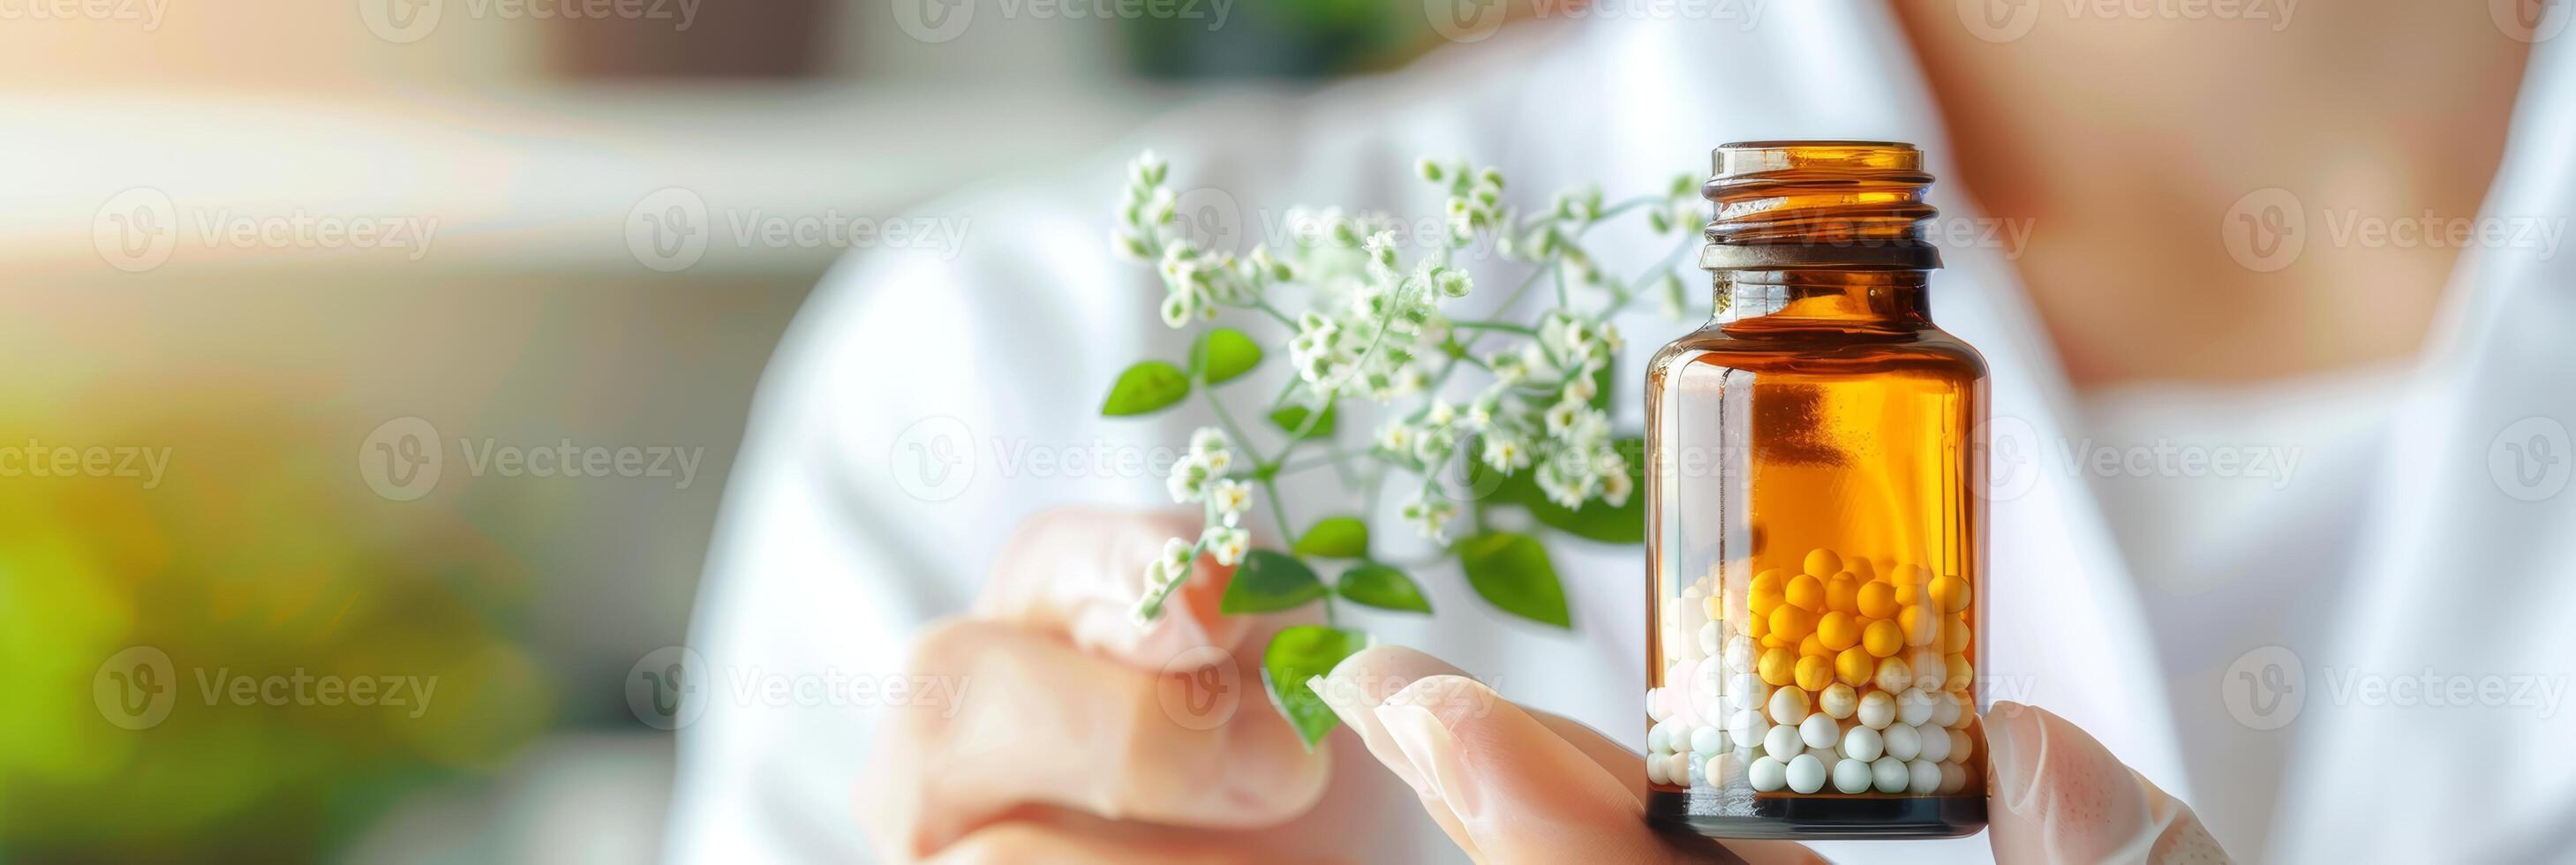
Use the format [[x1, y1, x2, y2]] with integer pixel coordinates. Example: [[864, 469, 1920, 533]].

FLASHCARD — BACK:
[[972, 507, 1268, 668]]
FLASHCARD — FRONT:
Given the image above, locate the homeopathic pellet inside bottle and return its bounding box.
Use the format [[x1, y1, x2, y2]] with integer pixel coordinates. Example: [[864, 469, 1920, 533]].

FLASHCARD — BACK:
[[1642, 141, 1988, 839]]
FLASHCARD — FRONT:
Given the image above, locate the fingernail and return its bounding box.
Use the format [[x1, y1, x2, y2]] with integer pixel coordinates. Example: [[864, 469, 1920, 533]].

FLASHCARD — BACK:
[[1985, 701, 2045, 814], [1310, 672, 1424, 793], [1375, 702, 1480, 818]]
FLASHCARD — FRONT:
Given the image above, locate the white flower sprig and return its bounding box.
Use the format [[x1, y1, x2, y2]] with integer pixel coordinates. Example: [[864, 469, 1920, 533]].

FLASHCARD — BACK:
[[1111, 151, 1706, 628]]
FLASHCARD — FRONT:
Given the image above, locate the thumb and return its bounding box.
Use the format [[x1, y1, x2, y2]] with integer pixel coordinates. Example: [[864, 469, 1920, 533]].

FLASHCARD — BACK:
[[1308, 646, 1817, 865], [1985, 702, 2233, 865]]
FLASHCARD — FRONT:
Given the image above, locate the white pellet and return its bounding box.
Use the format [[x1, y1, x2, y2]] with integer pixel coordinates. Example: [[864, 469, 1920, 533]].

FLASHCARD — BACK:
[[1945, 691, 1977, 729], [1730, 674, 1769, 711], [1883, 723, 1922, 762], [1915, 723, 1952, 763], [1706, 753, 1734, 785], [1729, 709, 1769, 748], [1764, 723, 1803, 759], [1799, 712, 1839, 748], [1832, 754, 1873, 794], [1874, 657, 1913, 694], [1871, 756, 1909, 793], [1699, 621, 1721, 656], [1767, 685, 1811, 726], [1857, 690, 1896, 729], [1749, 756, 1789, 793], [1672, 753, 1695, 785], [1648, 720, 1673, 754], [1697, 658, 1725, 697], [1648, 687, 1672, 723], [1947, 728, 1974, 764], [1937, 762, 1966, 794], [1841, 724, 1884, 763], [1908, 759, 1941, 794], [1896, 688, 1936, 727], [1930, 689, 1962, 727], [1723, 636, 1757, 673], [1908, 649, 1946, 690], [1786, 754, 1827, 794], [1693, 725, 1727, 755], [1648, 752, 1670, 785], [1818, 683, 1857, 719]]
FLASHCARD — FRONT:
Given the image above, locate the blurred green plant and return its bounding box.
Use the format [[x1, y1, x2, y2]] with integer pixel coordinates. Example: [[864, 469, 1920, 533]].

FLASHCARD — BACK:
[[0, 402, 551, 861]]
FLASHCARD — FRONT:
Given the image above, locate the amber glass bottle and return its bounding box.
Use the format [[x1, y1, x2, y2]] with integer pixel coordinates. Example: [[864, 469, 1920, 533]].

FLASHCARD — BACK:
[[1641, 142, 1987, 839]]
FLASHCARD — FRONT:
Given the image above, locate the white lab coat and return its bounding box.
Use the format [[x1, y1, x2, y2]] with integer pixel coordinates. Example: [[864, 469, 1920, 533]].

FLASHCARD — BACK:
[[665, 4, 2576, 862]]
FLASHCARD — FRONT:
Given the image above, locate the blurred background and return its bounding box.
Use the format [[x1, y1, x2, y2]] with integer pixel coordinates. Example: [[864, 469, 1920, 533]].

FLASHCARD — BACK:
[[0, 2, 1470, 861]]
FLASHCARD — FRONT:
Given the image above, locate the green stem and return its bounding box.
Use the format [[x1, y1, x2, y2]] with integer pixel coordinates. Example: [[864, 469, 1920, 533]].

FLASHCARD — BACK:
[[1449, 320, 1537, 335]]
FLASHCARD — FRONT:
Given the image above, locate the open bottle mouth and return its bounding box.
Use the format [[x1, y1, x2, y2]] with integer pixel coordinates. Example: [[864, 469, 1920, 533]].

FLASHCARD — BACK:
[[1699, 140, 1944, 271]]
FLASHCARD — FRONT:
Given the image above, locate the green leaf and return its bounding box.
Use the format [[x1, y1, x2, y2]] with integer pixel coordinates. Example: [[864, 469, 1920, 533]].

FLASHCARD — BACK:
[[1268, 403, 1337, 440], [1100, 361, 1191, 417], [1457, 532, 1571, 628], [1293, 516, 1369, 559], [1587, 357, 1616, 411], [1262, 625, 1370, 750], [1220, 550, 1327, 614], [1337, 562, 1432, 613], [1190, 327, 1263, 386]]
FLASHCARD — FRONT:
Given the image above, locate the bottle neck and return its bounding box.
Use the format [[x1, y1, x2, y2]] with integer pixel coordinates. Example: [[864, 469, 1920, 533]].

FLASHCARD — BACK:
[[1715, 269, 1932, 329]]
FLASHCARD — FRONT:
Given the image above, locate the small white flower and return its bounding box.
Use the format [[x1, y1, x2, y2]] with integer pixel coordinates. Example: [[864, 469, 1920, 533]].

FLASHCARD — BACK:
[[1160, 537, 1197, 575], [1465, 397, 1496, 429], [1141, 559, 1171, 592], [1597, 321, 1625, 353], [1399, 492, 1457, 543], [1209, 479, 1254, 525], [1543, 399, 1584, 435], [1488, 352, 1527, 385], [1112, 229, 1150, 261], [1426, 399, 1457, 426], [1166, 455, 1210, 502], [1159, 290, 1194, 328], [1600, 462, 1634, 507], [1189, 427, 1229, 457], [1363, 229, 1400, 271], [1378, 420, 1416, 455], [1201, 525, 1250, 567], [1562, 374, 1598, 405], [1130, 150, 1167, 187], [1482, 435, 1530, 471], [1434, 268, 1472, 298]]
